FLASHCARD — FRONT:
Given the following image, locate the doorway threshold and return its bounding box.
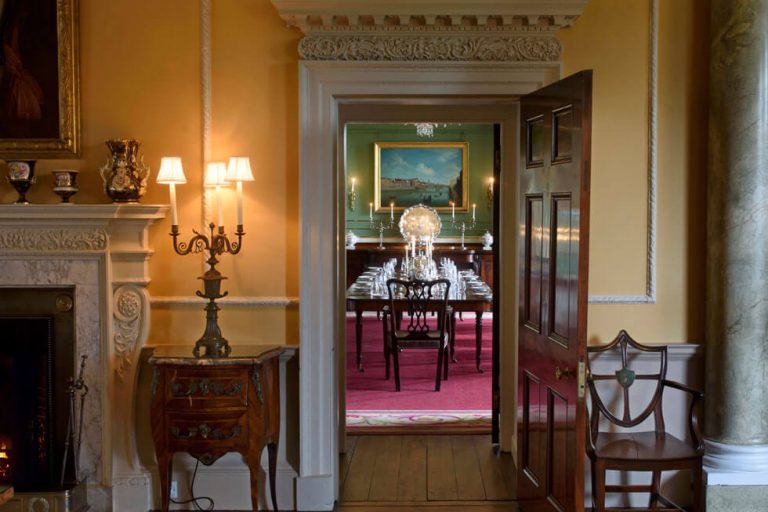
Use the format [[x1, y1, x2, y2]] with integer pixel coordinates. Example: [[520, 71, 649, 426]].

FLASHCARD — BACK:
[[347, 410, 491, 435]]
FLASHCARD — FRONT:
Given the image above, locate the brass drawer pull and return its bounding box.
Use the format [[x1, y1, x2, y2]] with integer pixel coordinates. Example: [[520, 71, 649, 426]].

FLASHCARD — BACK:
[[171, 378, 243, 397], [170, 423, 242, 441]]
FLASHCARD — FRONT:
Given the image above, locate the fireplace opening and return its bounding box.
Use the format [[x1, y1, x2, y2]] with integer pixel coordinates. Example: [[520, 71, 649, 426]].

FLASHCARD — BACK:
[[0, 287, 76, 492]]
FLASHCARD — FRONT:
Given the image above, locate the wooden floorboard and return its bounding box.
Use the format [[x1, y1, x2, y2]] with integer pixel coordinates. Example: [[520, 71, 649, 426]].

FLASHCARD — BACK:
[[368, 436, 403, 500], [343, 436, 382, 501], [453, 435, 487, 500], [341, 434, 359, 492], [336, 501, 519, 511], [426, 436, 458, 500], [340, 434, 516, 508], [473, 435, 515, 500], [397, 436, 428, 501]]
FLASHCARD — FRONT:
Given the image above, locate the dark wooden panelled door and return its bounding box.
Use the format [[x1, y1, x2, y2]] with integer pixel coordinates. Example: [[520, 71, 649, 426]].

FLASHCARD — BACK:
[[517, 70, 593, 512]]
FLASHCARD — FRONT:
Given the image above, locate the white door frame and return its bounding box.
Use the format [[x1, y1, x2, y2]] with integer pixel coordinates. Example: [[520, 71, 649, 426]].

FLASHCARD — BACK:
[[297, 60, 561, 510]]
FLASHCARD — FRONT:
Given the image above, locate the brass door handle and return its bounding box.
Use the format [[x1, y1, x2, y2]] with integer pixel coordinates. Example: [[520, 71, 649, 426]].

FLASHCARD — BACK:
[[554, 366, 574, 380]]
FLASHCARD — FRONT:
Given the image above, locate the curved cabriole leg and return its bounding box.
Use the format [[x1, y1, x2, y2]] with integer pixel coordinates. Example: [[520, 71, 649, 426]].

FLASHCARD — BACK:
[[268, 442, 278, 511], [157, 454, 172, 512], [245, 450, 262, 512]]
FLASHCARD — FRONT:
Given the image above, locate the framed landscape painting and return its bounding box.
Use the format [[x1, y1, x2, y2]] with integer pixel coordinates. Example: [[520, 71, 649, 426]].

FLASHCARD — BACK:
[[0, 0, 80, 158], [374, 142, 468, 212]]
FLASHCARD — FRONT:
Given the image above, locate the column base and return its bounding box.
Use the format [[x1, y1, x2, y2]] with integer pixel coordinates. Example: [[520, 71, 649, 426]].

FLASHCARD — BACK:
[[704, 439, 768, 511]]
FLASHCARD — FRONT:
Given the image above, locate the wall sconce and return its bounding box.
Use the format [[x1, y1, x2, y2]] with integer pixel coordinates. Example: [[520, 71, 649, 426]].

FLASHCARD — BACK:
[[348, 176, 357, 211], [156, 156, 254, 358], [487, 177, 495, 210]]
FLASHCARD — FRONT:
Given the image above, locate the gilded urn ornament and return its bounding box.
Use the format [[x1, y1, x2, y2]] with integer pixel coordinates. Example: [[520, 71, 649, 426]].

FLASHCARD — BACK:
[[100, 139, 150, 202]]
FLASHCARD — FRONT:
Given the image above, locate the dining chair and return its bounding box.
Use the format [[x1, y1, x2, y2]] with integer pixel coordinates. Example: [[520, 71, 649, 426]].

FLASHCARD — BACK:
[[384, 278, 451, 392], [586, 330, 704, 511]]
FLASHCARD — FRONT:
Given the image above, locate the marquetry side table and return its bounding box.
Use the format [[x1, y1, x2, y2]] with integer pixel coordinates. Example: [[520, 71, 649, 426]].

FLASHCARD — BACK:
[[149, 345, 284, 512]]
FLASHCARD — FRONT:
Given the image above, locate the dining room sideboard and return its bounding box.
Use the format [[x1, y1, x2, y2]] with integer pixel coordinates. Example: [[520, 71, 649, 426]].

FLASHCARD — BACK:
[[346, 243, 494, 288]]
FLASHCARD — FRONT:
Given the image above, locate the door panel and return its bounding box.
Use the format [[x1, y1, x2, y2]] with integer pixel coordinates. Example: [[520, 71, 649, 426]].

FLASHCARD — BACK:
[[524, 195, 544, 332], [517, 70, 592, 512]]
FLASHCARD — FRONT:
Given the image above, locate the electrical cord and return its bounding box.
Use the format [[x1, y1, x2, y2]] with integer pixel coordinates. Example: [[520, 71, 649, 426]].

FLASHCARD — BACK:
[[169, 460, 214, 511]]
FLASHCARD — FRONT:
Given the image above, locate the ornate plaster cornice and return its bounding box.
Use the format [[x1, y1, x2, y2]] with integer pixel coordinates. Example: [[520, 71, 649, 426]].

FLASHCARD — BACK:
[[0, 228, 108, 251], [299, 34, 561, 61], [271, 0, 587, 34]]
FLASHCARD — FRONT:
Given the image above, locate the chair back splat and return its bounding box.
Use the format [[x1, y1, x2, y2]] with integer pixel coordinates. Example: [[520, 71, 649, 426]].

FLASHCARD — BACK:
[[384, 279, 451, 392]]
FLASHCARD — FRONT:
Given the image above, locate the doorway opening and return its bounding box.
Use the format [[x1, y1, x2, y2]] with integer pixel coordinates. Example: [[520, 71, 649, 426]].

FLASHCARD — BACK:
[[342, 121, 500, 436]]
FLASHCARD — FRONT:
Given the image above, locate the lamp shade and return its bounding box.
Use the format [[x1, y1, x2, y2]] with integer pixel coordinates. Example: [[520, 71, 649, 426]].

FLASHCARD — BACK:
[[204, 162, 229, 187], [226, 157, 255, 182], [156, 157, 187, 184]]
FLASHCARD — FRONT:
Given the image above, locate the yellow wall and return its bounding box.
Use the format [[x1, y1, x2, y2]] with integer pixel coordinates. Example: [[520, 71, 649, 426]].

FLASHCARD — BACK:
[[0, 0, 707, 347], [559, 0, 708, 344], [0, 0, 301, 347]]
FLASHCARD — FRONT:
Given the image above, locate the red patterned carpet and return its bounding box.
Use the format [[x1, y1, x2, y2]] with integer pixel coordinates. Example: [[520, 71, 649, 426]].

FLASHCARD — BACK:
[[345, 313, 493, 416]]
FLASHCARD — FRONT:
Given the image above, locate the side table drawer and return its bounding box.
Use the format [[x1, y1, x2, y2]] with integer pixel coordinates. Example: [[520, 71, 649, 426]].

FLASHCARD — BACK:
[[164, 367, 249, 409], [166, 410, 248, 452]]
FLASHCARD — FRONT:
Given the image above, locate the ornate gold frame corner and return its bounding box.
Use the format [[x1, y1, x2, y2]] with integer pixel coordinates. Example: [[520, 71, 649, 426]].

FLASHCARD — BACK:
[[0, 0, 81, 159]]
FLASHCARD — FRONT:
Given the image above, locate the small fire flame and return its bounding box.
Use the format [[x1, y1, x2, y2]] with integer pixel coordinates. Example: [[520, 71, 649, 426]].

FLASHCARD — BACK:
[[0, 442, 10, 478]]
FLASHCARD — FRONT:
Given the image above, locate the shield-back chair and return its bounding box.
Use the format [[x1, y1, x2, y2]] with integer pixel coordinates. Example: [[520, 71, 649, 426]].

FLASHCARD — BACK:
[[586, 330, 704, 511]]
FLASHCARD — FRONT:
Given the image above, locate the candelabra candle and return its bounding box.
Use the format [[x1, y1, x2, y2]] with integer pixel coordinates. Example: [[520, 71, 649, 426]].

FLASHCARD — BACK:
[[170, 223, 246, 357], [158, 156, 254, 358], [369, 202, 373, 221], [390, 201, 394, 221], [472, 203, 476, 221]]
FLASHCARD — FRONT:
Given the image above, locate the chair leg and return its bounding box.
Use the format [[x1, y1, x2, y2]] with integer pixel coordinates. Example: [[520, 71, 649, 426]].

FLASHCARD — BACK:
[[393, 340, 401, 392], [383, 313, 390, 380], [443, 346, 449, 380], [589, 456, 597, 512], [649, 470, 661, 510], [450, 312, 457, 363], [593, 461, 606, 512], [692, 463, 703, 512], [435, 342, 444, 391]]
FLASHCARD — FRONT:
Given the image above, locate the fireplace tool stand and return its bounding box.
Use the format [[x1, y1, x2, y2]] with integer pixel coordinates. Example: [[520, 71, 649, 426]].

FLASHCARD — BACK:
[[60, 356, 88, 488]]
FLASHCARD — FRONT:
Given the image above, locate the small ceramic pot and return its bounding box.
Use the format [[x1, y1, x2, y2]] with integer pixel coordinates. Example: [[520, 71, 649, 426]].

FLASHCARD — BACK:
[[52, 170, 79, 203], [6, 160, 36, 204]]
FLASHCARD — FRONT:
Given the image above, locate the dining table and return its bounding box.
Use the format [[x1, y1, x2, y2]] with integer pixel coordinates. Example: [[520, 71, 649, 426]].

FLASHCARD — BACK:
[[346, 268, 493, 373]]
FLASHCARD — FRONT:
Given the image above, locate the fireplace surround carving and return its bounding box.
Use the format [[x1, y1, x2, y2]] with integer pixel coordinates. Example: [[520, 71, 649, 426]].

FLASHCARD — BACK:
[[0, 204, 166, 511]]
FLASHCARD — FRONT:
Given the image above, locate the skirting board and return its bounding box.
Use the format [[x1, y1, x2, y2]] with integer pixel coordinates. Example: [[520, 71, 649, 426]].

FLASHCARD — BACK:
[[156, 453, 297, 511]]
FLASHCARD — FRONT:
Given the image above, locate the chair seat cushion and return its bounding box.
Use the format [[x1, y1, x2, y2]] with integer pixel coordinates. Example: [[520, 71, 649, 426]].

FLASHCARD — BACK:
[[594, 432, 700, 463]]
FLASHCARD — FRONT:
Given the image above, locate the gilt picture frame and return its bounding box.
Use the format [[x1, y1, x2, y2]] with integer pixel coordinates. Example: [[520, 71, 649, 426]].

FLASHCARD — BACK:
[[374, 141, 468, 212], [0, 0, 80, 158]]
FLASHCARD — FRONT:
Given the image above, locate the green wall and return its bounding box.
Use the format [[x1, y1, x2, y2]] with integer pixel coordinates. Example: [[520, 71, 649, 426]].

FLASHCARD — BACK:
[[345, 123, 495, 238]]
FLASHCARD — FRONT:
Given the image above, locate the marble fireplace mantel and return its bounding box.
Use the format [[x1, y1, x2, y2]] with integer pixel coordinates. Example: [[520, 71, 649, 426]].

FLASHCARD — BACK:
[[0, 204, 167, 511]]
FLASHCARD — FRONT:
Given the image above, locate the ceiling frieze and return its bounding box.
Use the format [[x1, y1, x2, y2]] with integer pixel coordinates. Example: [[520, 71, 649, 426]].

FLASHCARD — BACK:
[[298, 34, 562, 62], [270, 0, 588, 35]]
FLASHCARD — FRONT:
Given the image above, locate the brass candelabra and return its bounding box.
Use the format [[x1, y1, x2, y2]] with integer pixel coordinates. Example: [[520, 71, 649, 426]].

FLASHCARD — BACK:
[[171, 222, 245, 357]]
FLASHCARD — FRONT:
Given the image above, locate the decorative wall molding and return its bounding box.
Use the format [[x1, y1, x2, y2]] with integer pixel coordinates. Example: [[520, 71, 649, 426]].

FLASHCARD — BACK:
[[0, 228, 108, 251], [150, 295, 299, 308], [299, 34, 561, 61], [201, 0, 213, 235], [588, 0, 657, 305]]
